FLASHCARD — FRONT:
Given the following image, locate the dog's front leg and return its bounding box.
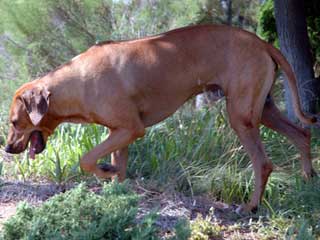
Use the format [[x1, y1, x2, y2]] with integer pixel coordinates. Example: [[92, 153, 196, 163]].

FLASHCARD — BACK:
[[80, 127, 144, 179]]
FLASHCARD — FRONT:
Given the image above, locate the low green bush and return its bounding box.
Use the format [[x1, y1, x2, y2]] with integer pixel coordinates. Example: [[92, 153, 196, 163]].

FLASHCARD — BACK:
[[1, 182, 159, 240]]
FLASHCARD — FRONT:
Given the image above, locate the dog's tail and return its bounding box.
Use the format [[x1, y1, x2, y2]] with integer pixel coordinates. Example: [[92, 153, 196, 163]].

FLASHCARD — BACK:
[[266, 44, 316, 125]]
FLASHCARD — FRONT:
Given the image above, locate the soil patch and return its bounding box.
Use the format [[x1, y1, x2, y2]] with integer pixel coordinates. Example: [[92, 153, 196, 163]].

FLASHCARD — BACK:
[[0, 203, 16, 230], [0, 180, 73, 230]]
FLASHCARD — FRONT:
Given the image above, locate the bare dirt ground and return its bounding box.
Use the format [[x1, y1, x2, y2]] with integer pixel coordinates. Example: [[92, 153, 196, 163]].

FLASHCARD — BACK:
[[0, 203, 16, 229], [134, 181, 265, 239], [0, 180, 73, 230]]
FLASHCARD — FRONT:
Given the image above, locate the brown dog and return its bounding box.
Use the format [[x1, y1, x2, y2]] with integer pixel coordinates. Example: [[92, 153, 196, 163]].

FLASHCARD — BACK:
[[5, 25, 317, 213]]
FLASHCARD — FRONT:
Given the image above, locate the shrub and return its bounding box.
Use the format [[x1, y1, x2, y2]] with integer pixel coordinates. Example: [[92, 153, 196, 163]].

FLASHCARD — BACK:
[[1, 181, 158, 240]]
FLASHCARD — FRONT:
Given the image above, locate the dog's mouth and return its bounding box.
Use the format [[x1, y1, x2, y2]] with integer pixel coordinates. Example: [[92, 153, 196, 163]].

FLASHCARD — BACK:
[[28, 130, 45, 159]]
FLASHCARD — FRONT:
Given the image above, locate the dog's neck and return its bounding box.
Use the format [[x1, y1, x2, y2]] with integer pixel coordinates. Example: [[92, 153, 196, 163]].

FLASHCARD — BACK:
[[40, 65, 94, 125]]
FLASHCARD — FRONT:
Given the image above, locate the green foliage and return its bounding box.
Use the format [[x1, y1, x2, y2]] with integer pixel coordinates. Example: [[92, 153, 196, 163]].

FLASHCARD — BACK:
[[0, 0, 202, 79], [190, 213, 224, 240], [257, 0, 320, 62], [280, 177, 320, 236], [0, 71, 26, 140], [306, 2, 320, 63], [257, 0, 277, 45], [251, 176, 320, 239], [109, 0, 201, 39], [1, 182, 159, 240], [128, 103, 253, 200], [197, 0, 259, 30], [171, 219, 191, 240]]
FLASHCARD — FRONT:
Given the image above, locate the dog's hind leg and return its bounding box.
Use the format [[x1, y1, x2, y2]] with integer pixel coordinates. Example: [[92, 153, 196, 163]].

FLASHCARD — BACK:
[[261, 96, 316, 179], [227, 99, 273, 214]]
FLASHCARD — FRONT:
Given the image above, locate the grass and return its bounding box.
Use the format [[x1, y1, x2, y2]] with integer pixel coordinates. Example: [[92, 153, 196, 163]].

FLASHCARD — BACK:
[[1, 80, 320, 238]]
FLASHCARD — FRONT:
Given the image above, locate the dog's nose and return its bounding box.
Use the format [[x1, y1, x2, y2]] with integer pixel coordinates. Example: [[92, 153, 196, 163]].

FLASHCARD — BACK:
[[4, 145, 13, 153]]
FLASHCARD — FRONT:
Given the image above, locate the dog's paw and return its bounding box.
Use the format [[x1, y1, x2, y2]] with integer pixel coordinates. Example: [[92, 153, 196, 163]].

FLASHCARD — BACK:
[[309, 169, 318, 179], [303, 168, 318, 180], [235, 204, 258, 215], [97, 163, 119, 174]]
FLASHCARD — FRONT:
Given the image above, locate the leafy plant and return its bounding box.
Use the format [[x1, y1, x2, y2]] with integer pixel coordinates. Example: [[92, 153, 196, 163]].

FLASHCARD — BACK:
[[1, 181, 159, 240], [190, 212, 224, 240]]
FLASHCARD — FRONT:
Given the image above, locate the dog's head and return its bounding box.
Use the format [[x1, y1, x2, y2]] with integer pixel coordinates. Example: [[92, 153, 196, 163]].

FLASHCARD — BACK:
[[5, 85, 52, 159]]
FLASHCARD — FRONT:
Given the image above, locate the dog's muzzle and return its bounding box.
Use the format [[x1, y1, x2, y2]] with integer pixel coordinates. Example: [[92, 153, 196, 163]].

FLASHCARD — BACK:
[[4, 142, 24, 154], [4, 130, 46, 159], [4, 144, 14, 153]]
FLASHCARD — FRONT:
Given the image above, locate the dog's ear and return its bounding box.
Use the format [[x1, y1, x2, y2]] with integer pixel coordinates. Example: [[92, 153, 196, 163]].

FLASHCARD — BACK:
[[21, 87, 51, 126]]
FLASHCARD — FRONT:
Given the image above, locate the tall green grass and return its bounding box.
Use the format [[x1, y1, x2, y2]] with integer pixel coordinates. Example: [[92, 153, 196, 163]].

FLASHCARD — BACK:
[[1, 85, 320, 237], [4, 99, 319, 202], [6, 124, 109, 182]]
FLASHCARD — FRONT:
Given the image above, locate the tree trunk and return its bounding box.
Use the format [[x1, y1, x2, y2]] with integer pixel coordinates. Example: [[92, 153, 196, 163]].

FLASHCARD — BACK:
[[226, 0, 232, 25], [274, 0, 320, 121]]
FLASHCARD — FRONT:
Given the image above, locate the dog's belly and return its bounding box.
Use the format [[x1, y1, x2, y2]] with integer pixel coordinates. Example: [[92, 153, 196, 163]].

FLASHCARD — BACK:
[[140, 99, 188, 127], [135, 80, 224, 127], [137, 87, 203, 127]]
